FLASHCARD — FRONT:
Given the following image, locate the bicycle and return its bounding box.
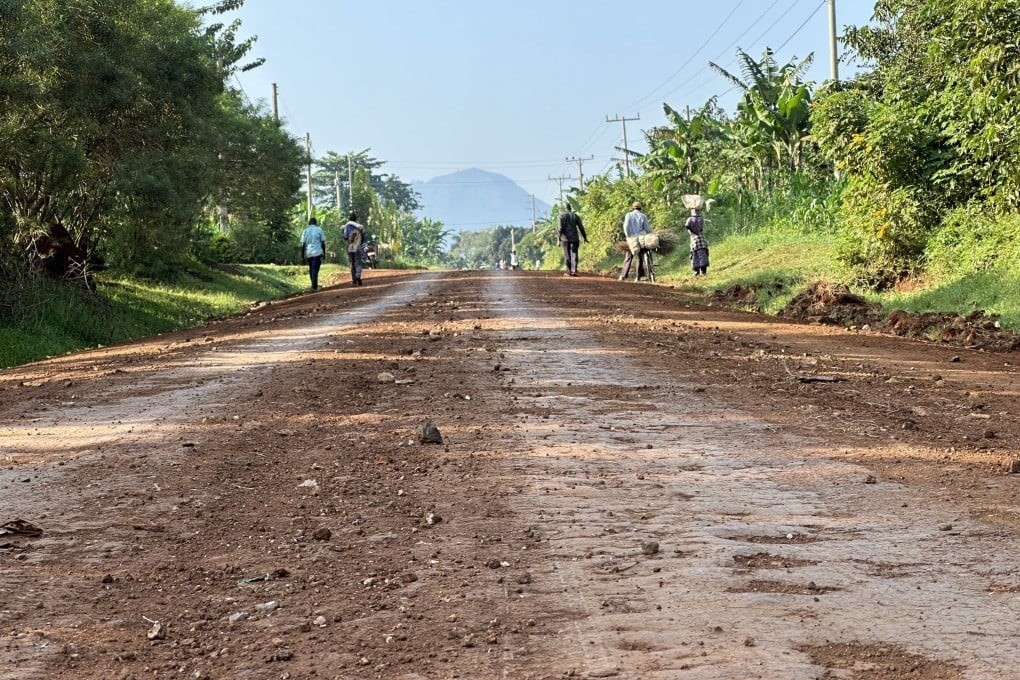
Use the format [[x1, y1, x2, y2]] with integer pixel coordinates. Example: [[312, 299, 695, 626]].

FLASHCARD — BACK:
[[638, 247, 655, 283]]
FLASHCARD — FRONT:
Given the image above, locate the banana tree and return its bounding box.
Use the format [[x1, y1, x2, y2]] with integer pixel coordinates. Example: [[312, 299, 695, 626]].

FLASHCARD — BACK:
[[711, 48, 815, 179]]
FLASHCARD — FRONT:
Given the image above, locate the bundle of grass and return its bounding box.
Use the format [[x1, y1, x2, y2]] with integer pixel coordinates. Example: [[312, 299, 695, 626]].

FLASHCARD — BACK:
[[613, 229, 680, 255]]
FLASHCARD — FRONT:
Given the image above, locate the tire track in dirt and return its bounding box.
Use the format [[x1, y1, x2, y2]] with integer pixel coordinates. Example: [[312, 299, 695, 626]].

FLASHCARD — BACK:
[[483, 274, 1020, 679]]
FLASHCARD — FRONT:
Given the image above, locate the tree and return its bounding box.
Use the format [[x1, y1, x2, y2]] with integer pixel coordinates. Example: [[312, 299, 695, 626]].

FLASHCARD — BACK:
[[312, 150, 419, 213], [0, 0, 229, 283]]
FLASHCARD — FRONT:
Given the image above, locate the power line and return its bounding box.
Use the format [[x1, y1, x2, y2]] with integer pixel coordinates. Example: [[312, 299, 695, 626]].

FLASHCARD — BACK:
[[628, 0, 748, 112], [657, 0, 782, 103], [683, 0, 825, 104], [775, 1, 827, 54]]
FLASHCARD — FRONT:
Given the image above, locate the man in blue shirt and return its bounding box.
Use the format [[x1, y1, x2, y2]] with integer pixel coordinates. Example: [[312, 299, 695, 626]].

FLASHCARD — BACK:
[[299, 217, 326, 291], [619, 201, 651, 280]]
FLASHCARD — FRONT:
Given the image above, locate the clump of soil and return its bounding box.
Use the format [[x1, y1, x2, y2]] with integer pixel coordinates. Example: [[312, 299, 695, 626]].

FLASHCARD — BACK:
[[884, 309, 1020, 351], [799, 641, 964, 679], [709, 284, 761, 310], [777, 282, 1020, 351], [780, 282, 883, 327]]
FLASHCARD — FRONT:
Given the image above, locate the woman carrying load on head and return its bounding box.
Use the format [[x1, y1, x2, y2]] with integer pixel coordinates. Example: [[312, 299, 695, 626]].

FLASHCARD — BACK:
[[685, 208, 709, 276]]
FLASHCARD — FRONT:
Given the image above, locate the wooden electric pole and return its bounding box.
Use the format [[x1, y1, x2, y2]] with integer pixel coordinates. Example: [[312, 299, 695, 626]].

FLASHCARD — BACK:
[[548, 174, 575, 206], [305, 133, 313, 219], [606, 114, 639, 178], [565, 155, 594, 191]]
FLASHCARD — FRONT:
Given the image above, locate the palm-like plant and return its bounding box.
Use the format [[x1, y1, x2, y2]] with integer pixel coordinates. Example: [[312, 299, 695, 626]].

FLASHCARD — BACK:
[[640, 100, 722, 202], [711, 48, 815, 182]]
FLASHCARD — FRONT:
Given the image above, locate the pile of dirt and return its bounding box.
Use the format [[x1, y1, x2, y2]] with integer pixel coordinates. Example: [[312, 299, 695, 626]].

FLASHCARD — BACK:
[[709, 284, 760, 311], [884, 309, 1020, 351], [778, 282, 1020, 351], [780, 282, 883, 327]]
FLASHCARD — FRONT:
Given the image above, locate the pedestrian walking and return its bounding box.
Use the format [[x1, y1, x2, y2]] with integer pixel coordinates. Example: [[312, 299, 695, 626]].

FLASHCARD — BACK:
[[685, 208, 710, 276], [619, 201, 651, 280], [342, 212, 365, 286], [299, 216, 326, 291], [557, 203, 588, 276]]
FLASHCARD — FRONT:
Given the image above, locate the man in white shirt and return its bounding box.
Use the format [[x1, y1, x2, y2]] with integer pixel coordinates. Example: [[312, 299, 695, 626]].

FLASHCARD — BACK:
[[299, 217, 326, 291], [619, 201, 651, 280]]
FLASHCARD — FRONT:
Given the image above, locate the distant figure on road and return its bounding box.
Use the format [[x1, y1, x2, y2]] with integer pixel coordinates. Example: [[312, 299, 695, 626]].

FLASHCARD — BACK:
[[342, 212, 365, 286], [685, 208, 709, 276], [619, 201, 651, 281], [510, 250, 520, 270], [557, 203, 588, 277], [299, 216, 326, 291]]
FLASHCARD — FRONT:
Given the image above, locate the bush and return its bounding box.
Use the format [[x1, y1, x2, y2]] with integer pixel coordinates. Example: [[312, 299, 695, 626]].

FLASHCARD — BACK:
[[835, 178, 936, 289], [926, 208, 1020, 277]]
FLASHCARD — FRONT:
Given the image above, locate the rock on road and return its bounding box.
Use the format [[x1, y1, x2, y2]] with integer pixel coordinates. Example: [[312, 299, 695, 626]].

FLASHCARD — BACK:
[[1, 269, 1019, 679]]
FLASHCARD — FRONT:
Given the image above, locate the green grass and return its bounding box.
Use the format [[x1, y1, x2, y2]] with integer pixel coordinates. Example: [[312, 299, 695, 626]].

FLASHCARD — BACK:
[[0, 263, 343, 369], [647, 228, 1020, 331], [652, 230, 839, 313], [881, 269, 1020, 329]]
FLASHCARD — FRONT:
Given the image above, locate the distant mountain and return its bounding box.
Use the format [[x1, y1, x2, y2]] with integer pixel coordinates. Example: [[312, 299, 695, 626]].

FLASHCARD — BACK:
[[412, 168, 550, 233]]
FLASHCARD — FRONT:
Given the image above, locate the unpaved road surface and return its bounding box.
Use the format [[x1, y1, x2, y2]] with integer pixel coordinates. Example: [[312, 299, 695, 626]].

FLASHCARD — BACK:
[[2, 270, 1019, 680]]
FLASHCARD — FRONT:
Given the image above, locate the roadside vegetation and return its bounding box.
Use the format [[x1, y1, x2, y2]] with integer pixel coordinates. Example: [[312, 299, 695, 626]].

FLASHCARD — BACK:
[[0, 263, 334, 368]]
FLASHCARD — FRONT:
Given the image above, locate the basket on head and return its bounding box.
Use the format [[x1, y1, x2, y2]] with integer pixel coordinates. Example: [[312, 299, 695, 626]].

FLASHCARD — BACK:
[[681, 194, 708, 211]]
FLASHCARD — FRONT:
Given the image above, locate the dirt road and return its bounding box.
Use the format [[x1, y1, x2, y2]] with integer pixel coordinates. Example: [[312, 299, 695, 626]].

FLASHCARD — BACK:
[[2, 270, 1019, 679]]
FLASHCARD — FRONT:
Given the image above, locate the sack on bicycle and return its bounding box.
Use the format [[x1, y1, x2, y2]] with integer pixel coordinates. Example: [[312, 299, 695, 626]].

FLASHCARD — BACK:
[[626, 233, 659, 254]]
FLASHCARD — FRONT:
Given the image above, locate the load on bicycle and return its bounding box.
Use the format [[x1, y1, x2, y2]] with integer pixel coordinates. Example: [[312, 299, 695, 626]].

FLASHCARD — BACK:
[[614, 194, 710, 283]]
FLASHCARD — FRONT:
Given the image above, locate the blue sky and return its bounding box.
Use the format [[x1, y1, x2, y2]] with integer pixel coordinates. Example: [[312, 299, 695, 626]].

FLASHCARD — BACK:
[[225, 1, 876, 210]]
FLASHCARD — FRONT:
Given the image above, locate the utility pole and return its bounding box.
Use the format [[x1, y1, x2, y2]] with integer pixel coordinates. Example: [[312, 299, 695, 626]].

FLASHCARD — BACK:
[[335, 171, 342, 213], [565, 155, 594, 191], [305, 133, 313, 219], [827, 0, 839, 82], [272, 83, 279, 125], [531, 194, 537, 232], [548, 174, 575, 206], [606, 114, 639, 178], [347, 153, 354, 215]]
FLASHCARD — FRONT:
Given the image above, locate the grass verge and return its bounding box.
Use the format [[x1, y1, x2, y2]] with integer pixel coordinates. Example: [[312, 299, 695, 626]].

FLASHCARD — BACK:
[[649, 228, 1020, 330], [0, 263, 342, 369]]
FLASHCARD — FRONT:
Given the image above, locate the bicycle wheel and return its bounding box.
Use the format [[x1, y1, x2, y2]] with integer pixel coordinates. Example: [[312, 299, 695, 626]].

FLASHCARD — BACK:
[[642, 250, 655, 283]]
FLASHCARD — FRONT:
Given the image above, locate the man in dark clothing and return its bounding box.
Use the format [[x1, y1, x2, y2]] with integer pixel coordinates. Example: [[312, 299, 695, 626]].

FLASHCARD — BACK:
[[557, 203, 588, 276]]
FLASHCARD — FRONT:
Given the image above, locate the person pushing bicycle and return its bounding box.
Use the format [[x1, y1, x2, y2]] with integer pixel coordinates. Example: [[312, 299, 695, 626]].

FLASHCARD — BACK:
[[619, 201, 652, 281]]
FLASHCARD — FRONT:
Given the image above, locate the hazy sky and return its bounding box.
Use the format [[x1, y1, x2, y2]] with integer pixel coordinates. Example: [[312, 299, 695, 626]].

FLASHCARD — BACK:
[[225, 1, 876, 209]]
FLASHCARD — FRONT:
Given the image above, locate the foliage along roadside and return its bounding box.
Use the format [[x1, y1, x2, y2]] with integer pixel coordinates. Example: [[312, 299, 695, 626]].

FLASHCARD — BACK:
[[0, 263, 327, 370]]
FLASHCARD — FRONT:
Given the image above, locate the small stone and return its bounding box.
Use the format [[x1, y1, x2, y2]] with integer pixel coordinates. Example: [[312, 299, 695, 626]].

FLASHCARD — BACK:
[[228, 612, 248, 623], [641, 541, 660, 556], [1006, 459, 1020, 474], [938, 523, 953, 532], [983, 429, 996, 439], [255, 601, 279, 613], [314, 615, 327, 627], [744, 637, 755, 647], [312, 527, 332, 541], [417, 421, 443, 444], [864, 475, 877, 484], [950, 355, 961, 363], [146, 622, 165, 640], [377, 372, 396, 383]]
